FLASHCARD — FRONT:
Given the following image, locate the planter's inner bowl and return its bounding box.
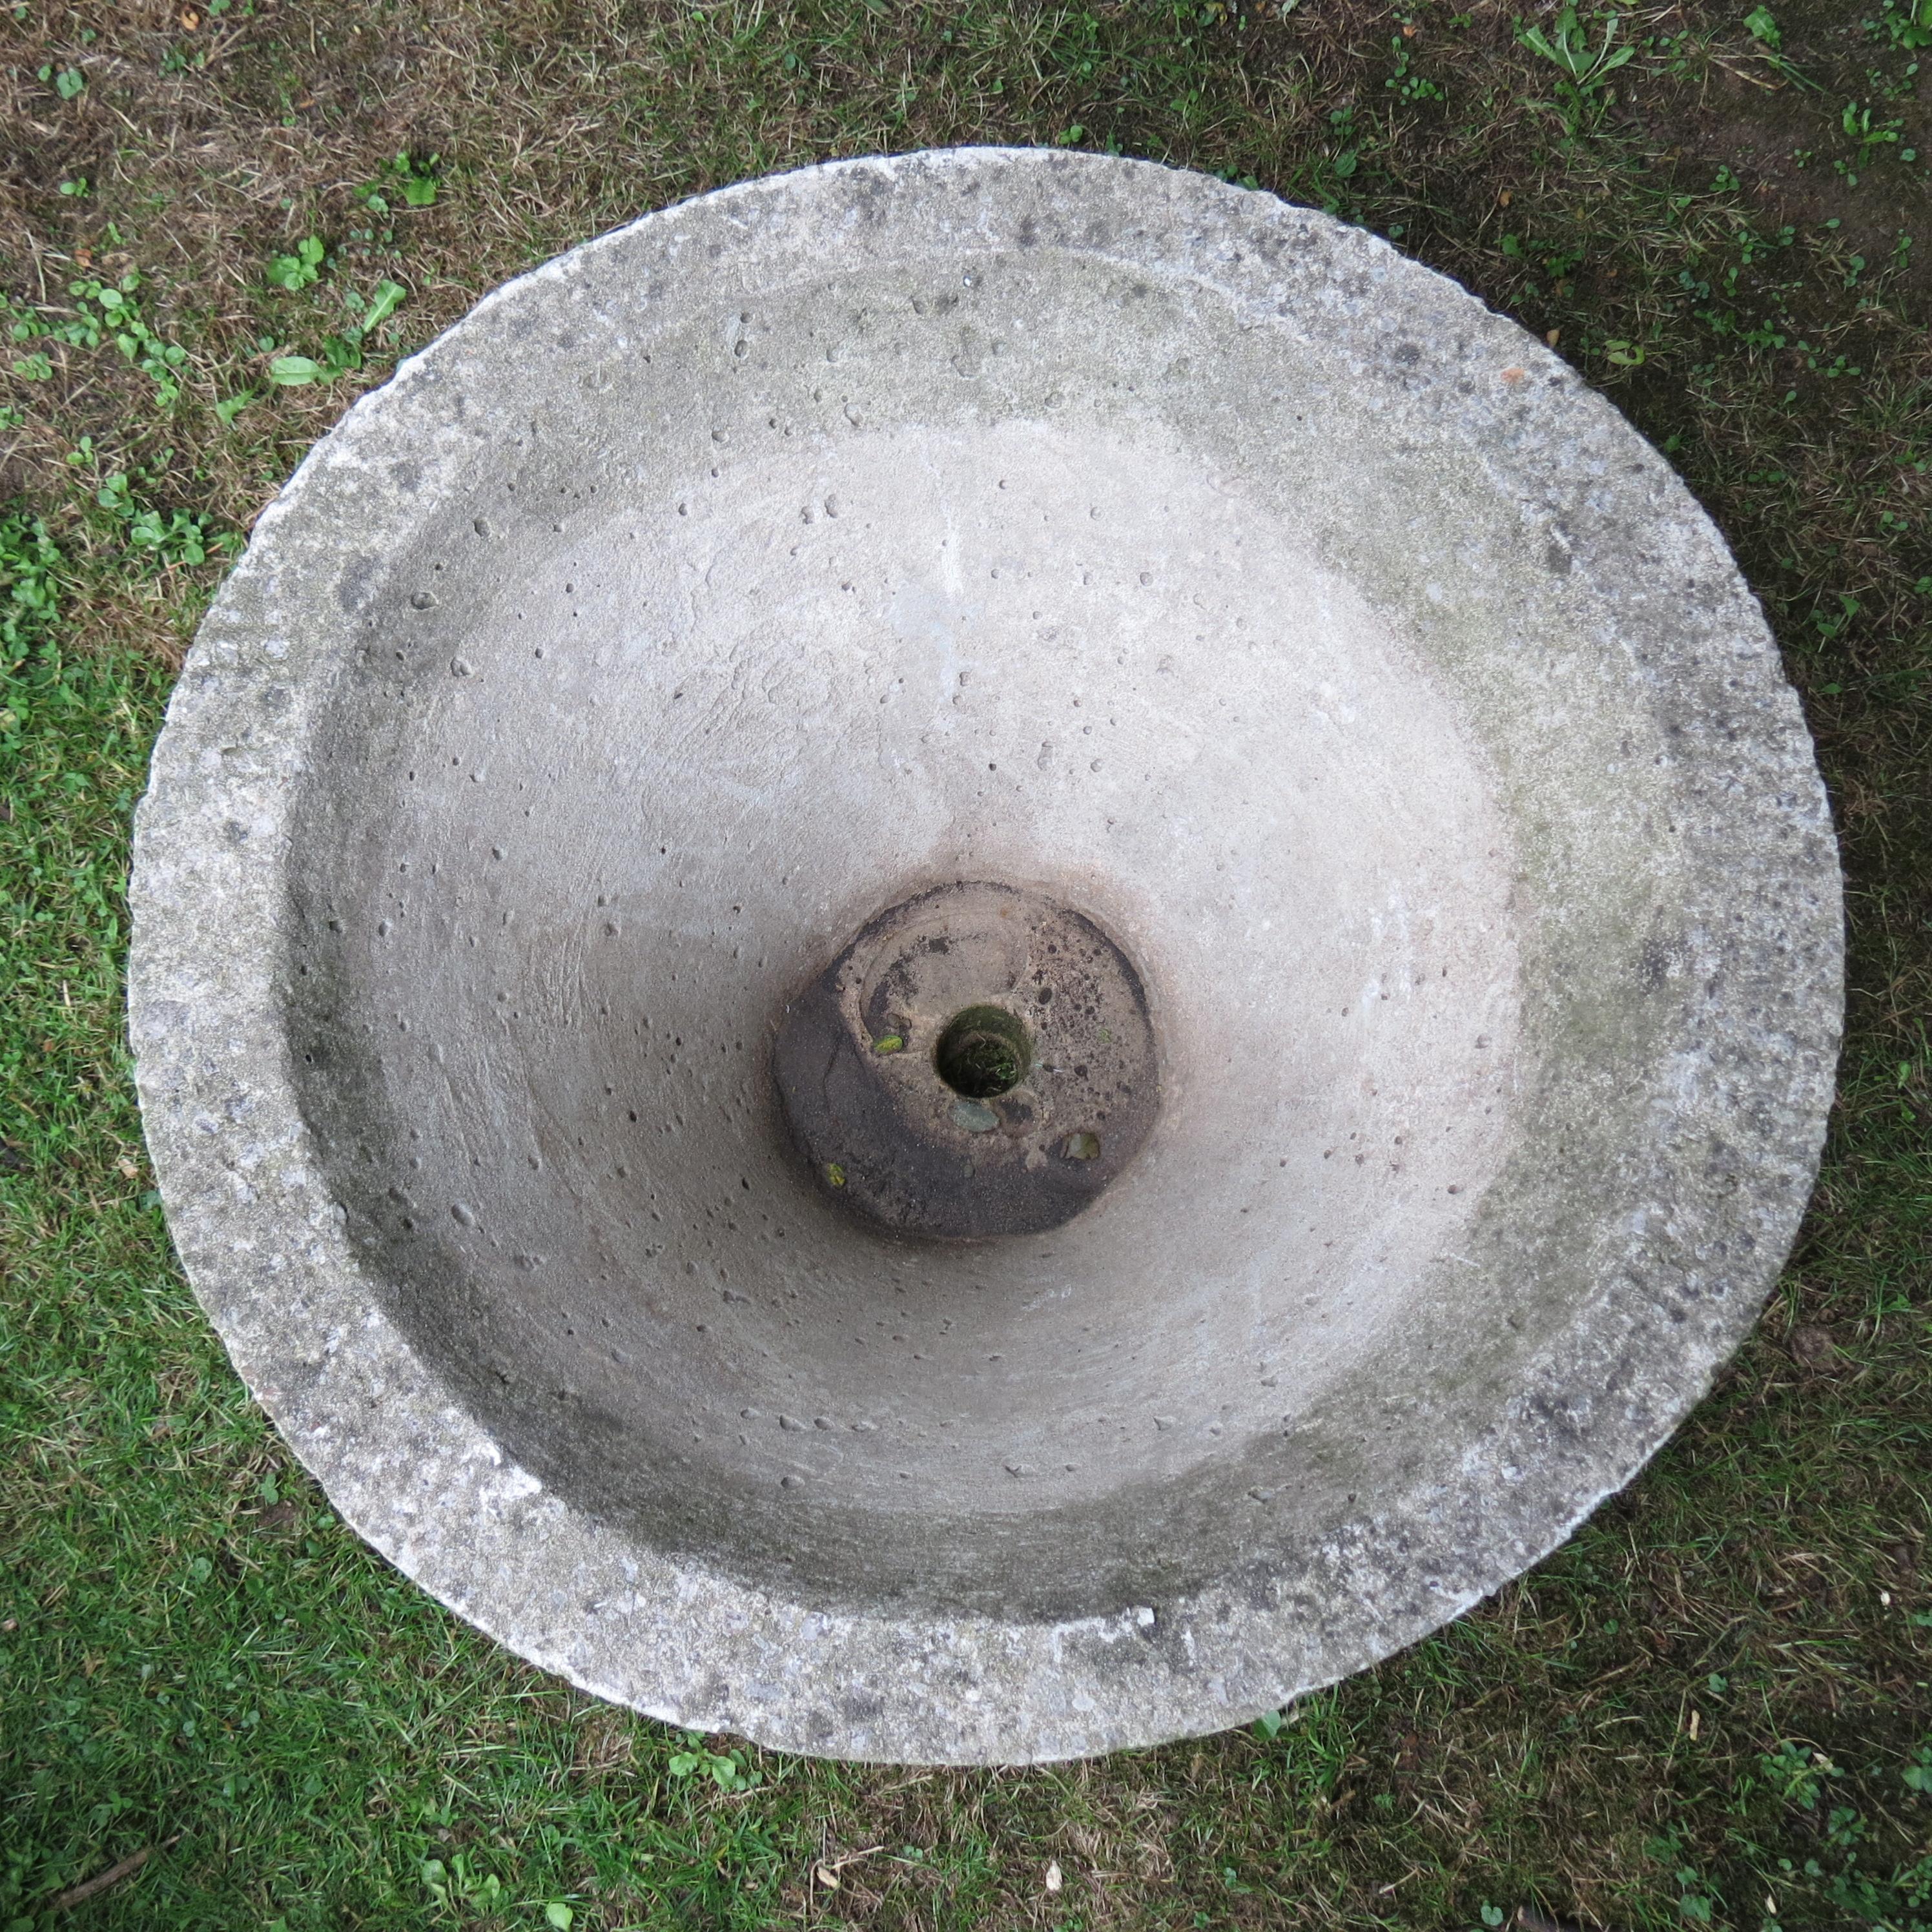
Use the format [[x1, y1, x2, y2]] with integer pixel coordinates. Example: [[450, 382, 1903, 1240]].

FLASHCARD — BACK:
[[133, 151, 1839, 1759], [289, 394, 1523, 1617]]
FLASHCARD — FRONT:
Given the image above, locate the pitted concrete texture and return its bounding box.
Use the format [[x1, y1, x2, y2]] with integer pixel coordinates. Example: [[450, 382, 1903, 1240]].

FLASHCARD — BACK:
[[128, 149, 1842, 1763]]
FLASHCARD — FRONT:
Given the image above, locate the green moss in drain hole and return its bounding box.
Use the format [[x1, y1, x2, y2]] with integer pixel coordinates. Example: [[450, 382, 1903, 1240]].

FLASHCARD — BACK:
[[934, 1005, 1031, 1099]]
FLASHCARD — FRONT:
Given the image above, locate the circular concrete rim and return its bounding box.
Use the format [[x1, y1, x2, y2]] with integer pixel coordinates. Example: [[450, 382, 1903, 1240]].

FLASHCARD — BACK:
[[128, 148, 1842, 1765]]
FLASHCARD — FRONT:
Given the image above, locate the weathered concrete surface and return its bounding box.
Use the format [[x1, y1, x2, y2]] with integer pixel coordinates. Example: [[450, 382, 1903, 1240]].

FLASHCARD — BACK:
[[128, 149, 1842, 1763]]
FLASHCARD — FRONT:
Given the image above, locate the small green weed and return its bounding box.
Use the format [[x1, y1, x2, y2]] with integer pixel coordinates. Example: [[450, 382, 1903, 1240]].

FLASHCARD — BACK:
[[6, 274, 188, 404], [267, 278, 406, 387], [1842, 99, 1905, 159], [420, 1852, 504, 1919], [1517, 5, 1636, 138], [1759, 1740, 1844, 1811], [94, 469, 238, 571], [1738, 5, 1819, 86], [265, 235, 326, 293], [1644, 1834, 1721, 1925], [364, 150, 442, 213], [1869, 0, 1932, 48], [0, 510, 61, 677], [666, 1733, 762, 1792], [1386, 20, 1446, 103]]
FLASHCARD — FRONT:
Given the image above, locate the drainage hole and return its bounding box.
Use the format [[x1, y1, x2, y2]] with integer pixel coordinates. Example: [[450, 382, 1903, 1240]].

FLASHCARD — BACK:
[[934, 1005, 1031, 1099]]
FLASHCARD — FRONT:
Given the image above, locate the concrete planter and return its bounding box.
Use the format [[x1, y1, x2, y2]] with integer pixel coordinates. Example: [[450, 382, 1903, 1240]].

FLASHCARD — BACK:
[[130, 150, 1841, 1764]]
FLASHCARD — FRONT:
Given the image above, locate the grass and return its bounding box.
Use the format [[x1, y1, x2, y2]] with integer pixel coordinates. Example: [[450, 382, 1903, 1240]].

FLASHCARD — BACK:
[[1, 0, 1929, 1926]]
